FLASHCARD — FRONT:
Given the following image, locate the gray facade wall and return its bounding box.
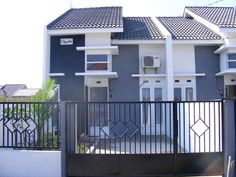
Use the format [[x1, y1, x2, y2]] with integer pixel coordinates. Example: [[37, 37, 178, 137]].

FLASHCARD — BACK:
[[109, 45, 139, 101], [50, 35, 85, 101], [195, 46, 223, 100]]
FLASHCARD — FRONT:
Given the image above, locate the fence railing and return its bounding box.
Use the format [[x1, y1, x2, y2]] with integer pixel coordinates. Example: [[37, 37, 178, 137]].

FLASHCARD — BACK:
[[0, 100, 223, 154], [0, 102, 60, 150], [67, 101, 223, 155]]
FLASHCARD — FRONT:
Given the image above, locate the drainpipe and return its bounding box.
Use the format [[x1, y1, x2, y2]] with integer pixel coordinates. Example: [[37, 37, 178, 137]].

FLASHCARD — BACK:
[[43, 26, 50, 83], [152, 17, 174, 100]]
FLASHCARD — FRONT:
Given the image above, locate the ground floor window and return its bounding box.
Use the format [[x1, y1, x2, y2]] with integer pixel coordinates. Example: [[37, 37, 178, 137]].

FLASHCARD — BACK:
[[174, 87, 194, 101]]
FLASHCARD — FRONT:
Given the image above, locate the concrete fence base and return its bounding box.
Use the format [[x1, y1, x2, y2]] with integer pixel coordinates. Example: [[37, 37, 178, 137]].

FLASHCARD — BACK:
[[0, 149, 61, 177]]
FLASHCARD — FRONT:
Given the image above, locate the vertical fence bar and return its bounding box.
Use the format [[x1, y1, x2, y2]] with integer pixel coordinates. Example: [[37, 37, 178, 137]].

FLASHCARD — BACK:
[[169, 103, 172, 153], [2, 103, 5, 147], [60, 102, 66, 177], [154, 102, 157, 154], [183, 102, 186, 153], [173, 102, 178, 175]]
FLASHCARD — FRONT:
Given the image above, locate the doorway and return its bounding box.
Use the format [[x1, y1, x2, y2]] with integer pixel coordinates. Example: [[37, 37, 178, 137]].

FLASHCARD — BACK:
[[141, 86, 164, 135]]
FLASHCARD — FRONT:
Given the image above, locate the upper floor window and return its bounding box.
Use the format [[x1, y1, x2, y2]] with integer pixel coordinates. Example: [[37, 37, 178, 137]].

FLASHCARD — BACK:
[[86, 55, 109, 71], [228, 53, 236, 68]]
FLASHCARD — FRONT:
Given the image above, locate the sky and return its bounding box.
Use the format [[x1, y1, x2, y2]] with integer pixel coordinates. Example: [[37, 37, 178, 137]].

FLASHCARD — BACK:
[[0, 0, 235, 88]]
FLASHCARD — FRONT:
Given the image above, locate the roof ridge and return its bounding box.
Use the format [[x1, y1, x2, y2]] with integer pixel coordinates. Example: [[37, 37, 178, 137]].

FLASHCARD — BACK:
[[186, 6, 234, 8], [72, 6, 122, 10], [157, 16, 184, 18], [124, 16, 151, 18]]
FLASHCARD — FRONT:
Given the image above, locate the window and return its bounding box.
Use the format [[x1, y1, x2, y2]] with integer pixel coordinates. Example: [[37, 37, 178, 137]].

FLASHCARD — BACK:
[[186, 87, 193, 101], [174, 87, 194, 101], [142, 88, 150, 125], [174, 88, 182, 101], [228, 53, 236, 68], [87, 55, 109, 71]]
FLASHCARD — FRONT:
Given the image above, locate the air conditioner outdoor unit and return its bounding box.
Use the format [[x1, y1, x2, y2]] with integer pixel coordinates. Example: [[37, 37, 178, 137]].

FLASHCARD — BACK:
[[142, 56, 161, 68]]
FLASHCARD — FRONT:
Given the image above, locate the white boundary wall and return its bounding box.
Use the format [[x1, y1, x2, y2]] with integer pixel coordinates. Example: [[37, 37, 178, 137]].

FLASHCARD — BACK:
[[0, 149, 61, 177]]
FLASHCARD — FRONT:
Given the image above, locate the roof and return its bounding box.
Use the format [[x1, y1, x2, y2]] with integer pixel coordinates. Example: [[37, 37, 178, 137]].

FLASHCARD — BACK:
[[112, 17, 165, 40], [186, 6, 236, 28], [1, 84, 27, 97], [157, 17, 222, 40], [47, 7, 123, 30], [12, 88, 39, 97]]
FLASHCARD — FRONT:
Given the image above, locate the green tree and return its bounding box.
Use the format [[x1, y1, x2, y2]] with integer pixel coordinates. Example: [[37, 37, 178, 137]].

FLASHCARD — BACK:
[[29, 78, 57, 147]]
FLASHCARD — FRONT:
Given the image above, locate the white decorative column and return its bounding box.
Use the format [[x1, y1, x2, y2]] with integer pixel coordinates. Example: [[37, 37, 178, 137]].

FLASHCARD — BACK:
[[43, 26, 50, 83], [152, 17, 174, 100], [165, 35, 174, 100]]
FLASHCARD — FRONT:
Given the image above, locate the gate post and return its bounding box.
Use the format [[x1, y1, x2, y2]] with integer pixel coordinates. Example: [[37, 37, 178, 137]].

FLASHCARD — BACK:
[[60, 102, 67, 177], [223, 99, 235, 176]]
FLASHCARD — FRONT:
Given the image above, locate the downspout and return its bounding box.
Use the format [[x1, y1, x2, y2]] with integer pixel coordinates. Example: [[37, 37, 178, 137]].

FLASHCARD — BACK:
[[43, 26, 50, 84], [152, 17, 174, 101]]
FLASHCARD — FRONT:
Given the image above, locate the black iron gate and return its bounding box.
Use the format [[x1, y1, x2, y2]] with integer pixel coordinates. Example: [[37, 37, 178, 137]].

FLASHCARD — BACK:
[[63, 101, 224, 176]]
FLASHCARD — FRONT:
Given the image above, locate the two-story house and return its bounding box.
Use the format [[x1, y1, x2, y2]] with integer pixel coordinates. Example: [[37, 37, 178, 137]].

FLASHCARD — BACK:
[[45, 6, 235, 104]]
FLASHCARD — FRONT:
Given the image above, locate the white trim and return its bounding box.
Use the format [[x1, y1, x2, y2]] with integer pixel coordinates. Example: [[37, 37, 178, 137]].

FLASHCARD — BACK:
[[165, 35, 174, 100], [112, 39, 223, 46], [216, 69, 236, 76], [75, 72, 118, 78], [214, 45, 236, 54], [43, 26, 50, 83], [173, 40, 223, 45], [184, 9, 224, 38], [151, 17, 174, 100], [131, 74, 166, 78], [111, 40, 165, 44], [47, 27, 123, 35], [76, 46, 118, 55], [48, 73, 65, 77], [220, 27, 236, 33], [174, 73, 205, 77], [152, 17, 171, 36]]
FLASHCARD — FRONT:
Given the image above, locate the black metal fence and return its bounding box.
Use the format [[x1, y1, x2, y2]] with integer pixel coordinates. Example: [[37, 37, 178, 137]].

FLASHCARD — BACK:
[[67, 100, 223, 155], [0, 102, 60, 149]]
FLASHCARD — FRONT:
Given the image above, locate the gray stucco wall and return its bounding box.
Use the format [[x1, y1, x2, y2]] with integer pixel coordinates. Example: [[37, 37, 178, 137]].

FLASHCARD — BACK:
[[50, 35, 85, 101], [109, 45, 139, 101], [195, 46, 223, 100]]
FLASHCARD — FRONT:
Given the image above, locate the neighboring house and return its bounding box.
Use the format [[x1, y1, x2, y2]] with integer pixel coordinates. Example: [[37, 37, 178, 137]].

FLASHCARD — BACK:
[[45, 6, 236, 103], [12, 88, 39, 99], [0, 84, 39, 100], [0, 84, 27, 98]]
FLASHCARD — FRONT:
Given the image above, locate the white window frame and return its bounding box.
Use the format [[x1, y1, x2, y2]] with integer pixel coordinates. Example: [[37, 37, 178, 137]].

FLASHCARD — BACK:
[[85, 54, 112, 72], [174, 85, 195, 101], [227, 53, 236, 69]]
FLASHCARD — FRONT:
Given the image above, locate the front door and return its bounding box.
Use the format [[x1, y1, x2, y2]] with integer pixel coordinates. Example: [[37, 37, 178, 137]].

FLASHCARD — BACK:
[[89, 87, 108, 137], [141, 86, 164, 135]]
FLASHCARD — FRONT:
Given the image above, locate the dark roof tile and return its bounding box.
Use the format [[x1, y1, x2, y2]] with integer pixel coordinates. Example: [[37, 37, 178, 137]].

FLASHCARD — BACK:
[[47, 7, 123, 30], [186, 6, 236, 28], [112, 17, 164, 40], [157, 17, 222, 40]]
